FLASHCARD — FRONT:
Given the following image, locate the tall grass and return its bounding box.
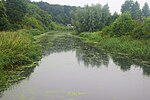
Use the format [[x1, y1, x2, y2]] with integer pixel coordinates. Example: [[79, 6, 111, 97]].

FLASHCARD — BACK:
[[80, 32, 150, 63], [0, 31, 41, 69]]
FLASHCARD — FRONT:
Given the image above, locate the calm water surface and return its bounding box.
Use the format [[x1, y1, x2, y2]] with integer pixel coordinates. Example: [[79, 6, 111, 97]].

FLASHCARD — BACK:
[[0, 36, 150, 100]]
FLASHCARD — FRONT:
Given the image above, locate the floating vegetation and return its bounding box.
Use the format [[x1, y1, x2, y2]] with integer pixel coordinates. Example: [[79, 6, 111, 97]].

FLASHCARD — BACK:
[[0, 31, 150, 98], [0, 63, 36, 97], [80, 32, 150, 65], [67, 91, 86, 96]]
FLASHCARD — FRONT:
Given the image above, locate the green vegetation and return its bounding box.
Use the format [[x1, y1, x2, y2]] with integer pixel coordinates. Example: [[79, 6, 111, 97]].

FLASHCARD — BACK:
[[142, 2, 150, 18], [72, 0, 150, 37], [72, 4, 112, 33], [35, 1, 76, 25], [0, 0, 149, 69], [103, 13, 136, 37], [80, 32, 150, 63], [0, 0, 9, 31], [0, 0, 75, 69], [0, 0, 150, 94], [0, 30, 41, 69], [71, 0, 150, 63]]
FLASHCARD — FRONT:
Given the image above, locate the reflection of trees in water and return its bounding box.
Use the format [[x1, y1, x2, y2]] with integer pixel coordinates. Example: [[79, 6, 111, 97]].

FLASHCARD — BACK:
[[76, 43, 109, 67], [111, 54, 150, 76], [0, 65, 36, 97], [1, 35, 150, 98], [47, 35, 150, 76], [45, 35, 110, 67], [111, 55, 133, 71], [142, 65, 150, 76], [44, 35, 83, 55]]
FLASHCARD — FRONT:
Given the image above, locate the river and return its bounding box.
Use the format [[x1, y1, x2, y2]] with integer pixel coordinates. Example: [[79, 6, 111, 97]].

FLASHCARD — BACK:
[[0, 35, 150, 100]]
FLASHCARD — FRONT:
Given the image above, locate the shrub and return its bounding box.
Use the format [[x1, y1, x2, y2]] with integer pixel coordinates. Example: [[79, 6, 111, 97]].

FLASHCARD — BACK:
[[110, 13, 136, 37], [132, 17, 150, 39]]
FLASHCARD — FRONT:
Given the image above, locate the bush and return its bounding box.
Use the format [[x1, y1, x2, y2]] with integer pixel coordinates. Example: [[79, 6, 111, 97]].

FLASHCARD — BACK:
[[142, 17, 150, 39], [19, 29, 43, 36], [132, 17, 150, 39], [101, 26, 112, 36], [23, 16, 44, 31], [110, 13, 136, 37]]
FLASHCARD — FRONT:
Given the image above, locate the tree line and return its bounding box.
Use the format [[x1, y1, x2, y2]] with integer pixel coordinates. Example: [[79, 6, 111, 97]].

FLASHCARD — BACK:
[[35, 1, 76, 25], [0, 0, 76, 31], [0, 0, 150, 39], [72, 0, 150, 39]]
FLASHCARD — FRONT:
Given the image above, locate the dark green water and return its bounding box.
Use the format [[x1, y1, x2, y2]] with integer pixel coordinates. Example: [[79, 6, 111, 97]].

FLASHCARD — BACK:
[[0, 35, 150, 100]]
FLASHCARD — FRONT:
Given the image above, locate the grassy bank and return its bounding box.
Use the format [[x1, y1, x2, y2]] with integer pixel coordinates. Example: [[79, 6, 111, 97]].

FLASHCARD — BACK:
[[80, 32, 150, 64], [0, 30, 42, 69]]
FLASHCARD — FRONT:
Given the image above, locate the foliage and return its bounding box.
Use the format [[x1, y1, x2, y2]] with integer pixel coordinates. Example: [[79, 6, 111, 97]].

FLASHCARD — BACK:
[[104, 13, 136, 37], [80, 32, 150, 62], [121, 0, 150, 20], [111, 12, 119, 23], [0, 0, 9, 31], [6, 0, 27, 23], [131, 1, 141, 20], [142, 2, 150, 18], [0, 31, 41, 69], [0, 0, 57, 31], [72, 4, 111, 33], [80, 31, 102, 42], [121, 0, 134, 14], [101, 4, 111, 26], [35, 1, 76, 25], [132, 17, 150, 39], [23, 15, 44, 31], [52, 22, 69, 30], [26, 3, 54, 31]]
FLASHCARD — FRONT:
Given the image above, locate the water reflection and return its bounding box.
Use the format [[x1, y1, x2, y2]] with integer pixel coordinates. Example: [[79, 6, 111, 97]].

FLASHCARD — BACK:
[[76, 44, 109, 67], [46, 35, 150, 76], [0, 34, 150, 98], [44, 35, 82, 55], [111, 54, 150, 76], [111, 55, 133, 72], [0, 65, 36, 97]]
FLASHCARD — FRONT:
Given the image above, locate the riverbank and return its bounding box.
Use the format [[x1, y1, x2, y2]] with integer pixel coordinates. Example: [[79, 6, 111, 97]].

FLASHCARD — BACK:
[[79, 31, 150, 65], [1, 30, 149, 69], [0, 30, 150, 95], [0, 29, 42, 69], [0, 30, 74, 70]]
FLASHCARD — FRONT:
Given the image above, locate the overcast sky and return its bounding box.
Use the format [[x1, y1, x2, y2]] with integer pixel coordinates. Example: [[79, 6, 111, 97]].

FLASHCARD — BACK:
[[31, 0, 150, 13]]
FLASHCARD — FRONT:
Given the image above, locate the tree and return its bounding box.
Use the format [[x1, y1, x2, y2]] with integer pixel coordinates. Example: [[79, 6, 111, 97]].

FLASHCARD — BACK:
[[142, 17, 150, 38], [110, 13, 136, 37], [121, 0, 134, 13], [132, 17, 150, 39], [121, 0, 142, 20], [111, 12, 119, 22], [6, 0, 27, 23], [131, 1, 141, 20], [25, 3, 53, 31], [36, 2, 76, 25], [142, 2, 150, 18], [72, 4, 105, 33], [0, 0, 9, 31], [102, 4, 111, 26]]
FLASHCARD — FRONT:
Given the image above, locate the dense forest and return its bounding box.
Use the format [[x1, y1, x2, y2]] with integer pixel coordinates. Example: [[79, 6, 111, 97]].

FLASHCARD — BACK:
[[0, 0, 150, 68], [0, 0, 76, 31], [35, 1, 77, 25]]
